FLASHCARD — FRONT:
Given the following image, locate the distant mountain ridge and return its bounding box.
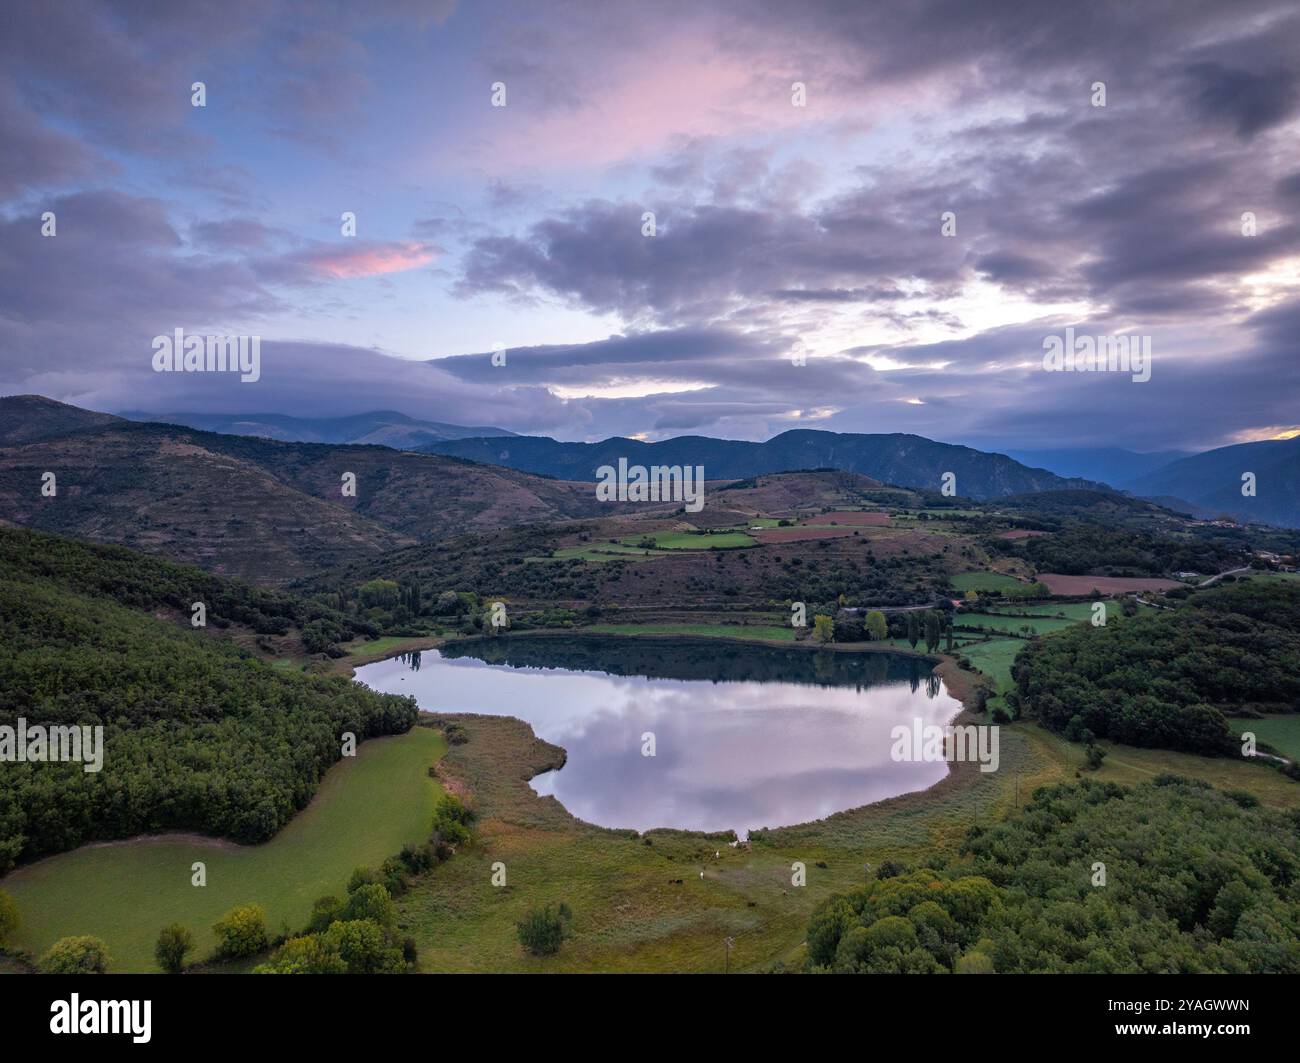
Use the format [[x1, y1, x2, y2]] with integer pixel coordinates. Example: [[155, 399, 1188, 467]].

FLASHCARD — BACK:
[[418, 429, 1108, 500], [1004, 447, 1194, 488], [118, 409, 517, 449], [1126, 436, 1300, 528]]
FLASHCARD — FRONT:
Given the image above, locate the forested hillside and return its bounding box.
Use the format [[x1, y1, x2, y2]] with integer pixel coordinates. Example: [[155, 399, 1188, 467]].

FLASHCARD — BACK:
[[0, 529, 418, 871], [1010, 581, 1300, 754], [809, 777, 1300, 973]]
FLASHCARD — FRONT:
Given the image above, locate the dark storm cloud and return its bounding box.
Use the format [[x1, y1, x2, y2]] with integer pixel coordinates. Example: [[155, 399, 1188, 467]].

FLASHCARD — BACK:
[[432, 329, 784, 383], [1183, 63, 1299, 139], [56, 339, 566, 432], [456, 190, 969, 327]]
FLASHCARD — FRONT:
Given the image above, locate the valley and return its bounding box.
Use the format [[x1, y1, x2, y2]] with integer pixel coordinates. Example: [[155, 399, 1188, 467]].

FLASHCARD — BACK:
[[1, 398, 1297, 975]]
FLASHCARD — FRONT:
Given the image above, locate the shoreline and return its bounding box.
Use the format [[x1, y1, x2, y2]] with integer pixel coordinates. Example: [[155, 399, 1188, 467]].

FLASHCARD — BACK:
[[357, 629, 985, 841]]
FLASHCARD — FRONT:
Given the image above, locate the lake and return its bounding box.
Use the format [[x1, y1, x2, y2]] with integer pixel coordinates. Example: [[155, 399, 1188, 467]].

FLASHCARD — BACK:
[[355, 636, 962, 836]]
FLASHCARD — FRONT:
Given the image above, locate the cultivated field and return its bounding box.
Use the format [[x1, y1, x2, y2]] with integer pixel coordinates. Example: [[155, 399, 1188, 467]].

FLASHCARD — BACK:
[[1037, 573, 1183, 594]]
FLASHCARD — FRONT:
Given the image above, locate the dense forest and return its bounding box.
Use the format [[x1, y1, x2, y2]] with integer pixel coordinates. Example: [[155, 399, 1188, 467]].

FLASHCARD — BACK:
[[1010, 580, 1300, 754], [0, 527, 373, 655], [0, 530, 417, 871], [808, 777, 1300, 973], [990, 521, 1244, 577]]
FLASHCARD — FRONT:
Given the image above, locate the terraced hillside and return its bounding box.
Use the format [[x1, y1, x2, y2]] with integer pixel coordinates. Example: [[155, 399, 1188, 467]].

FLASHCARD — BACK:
[[0, 403, 613, 583]]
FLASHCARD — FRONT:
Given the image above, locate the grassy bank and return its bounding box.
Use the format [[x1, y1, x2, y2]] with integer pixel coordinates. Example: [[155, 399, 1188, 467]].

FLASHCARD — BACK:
[[582, 622, 798, 642]]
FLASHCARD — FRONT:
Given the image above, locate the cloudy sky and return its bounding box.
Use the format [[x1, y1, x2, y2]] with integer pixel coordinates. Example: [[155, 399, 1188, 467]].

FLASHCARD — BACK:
[[2, 0, 1298, 452]]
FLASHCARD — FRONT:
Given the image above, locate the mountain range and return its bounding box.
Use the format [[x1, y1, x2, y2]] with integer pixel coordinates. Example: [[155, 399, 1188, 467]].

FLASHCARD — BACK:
[[417, 429, 1105, 500], [2, 397, 1295, 581], [0, 397, 598, 583], [419, 430, 1300, 527]]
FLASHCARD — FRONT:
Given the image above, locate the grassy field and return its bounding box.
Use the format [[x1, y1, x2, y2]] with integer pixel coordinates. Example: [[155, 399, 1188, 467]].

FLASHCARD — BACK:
[[583, 622, 798, 641], [980, 601, 1106, 620], [1, 728, 446, 971], [395, 683, 1300, 973], [1245, 571, 1300, 584], [1030, 724, 1300, 809], [620, 531, 757, 550], [396, 712, 1067, 972], [956, 638, 1024, 692], [962, 601, 1156, 636], [960, 612, 1080, 637], [1230, 716, 1300, 761], [950, 571, 1024, 592]]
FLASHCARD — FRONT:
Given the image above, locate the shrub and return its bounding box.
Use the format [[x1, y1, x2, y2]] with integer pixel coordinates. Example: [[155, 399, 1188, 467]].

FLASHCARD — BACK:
[[322, 919, 403, 974], [308, 896, 342, 934], [340, 884, 395, 928], [40, 936, 111, 974], [212, 904, 268, 959], [253, 934, 346, 975], [431, 793, 474, 847], [516, 903, 573, 956], [154, 924, 192, 974]]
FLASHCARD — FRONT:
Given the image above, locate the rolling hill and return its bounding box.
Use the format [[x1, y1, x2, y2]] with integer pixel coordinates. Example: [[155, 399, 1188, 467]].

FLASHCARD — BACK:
[[419, 429, 1105, 500], [0, 395, 123, 444], [0, 401, 610, 583]]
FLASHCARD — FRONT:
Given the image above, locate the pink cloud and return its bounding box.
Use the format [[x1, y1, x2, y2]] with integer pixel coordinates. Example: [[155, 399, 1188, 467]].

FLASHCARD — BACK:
[[304, 240, 438, 279]]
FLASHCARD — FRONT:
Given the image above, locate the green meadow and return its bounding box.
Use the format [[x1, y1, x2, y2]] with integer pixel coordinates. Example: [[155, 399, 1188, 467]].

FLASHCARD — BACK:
[[1, 728, 446, 972], [1230, 716, 1300, 761], [620, 531, 757, 550], [950, 571, 1025, 592]]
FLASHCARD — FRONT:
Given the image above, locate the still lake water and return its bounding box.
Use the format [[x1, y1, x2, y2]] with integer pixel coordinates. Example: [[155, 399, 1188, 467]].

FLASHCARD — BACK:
[[355, 637, 962, 836]]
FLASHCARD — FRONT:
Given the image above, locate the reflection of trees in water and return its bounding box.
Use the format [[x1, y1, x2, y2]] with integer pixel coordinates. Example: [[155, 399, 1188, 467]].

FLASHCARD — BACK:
[[399, 650, 422, 672], [926, 672, 941, 699], [441, 635, 941, 691]]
